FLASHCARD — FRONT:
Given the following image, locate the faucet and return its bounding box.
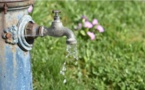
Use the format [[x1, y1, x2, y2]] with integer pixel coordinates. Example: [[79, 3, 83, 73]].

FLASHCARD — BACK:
[[25, 10, 77, 45], [0, 1, 77, 90]]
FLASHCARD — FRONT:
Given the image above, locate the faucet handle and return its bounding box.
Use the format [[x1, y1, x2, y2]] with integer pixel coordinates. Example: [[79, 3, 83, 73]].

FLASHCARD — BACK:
[[52, 10, 61, 17]]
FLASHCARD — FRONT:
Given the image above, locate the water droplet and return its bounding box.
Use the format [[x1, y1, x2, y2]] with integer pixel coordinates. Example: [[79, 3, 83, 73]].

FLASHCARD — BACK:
[[63, 79, 67, 84]]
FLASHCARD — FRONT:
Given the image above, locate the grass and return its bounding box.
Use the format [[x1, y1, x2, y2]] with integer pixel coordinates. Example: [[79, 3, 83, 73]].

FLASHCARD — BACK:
[[31, 1, 145, 90]]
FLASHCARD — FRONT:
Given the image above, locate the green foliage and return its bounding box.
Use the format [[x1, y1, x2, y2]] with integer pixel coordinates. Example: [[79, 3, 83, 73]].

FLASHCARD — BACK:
[[31, 1, 145, 90]]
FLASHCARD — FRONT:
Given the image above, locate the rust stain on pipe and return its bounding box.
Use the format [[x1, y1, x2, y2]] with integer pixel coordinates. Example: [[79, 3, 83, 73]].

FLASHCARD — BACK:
[[0, 8, 6, 57], [0, 6, 6, 77]]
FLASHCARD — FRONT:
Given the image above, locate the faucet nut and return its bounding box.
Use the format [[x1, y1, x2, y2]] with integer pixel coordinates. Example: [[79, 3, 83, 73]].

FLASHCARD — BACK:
[[38, 26, 44, 36], [52, 10, 61, 15], [5, 33, 12, 39]]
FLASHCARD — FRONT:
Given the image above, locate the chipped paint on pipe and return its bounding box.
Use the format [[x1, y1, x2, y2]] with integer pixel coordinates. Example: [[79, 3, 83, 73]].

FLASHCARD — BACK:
[[0, 45, 32, 90]]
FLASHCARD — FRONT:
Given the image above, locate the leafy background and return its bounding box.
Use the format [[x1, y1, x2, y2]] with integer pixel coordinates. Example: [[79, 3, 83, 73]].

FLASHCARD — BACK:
[[31, 0, 145, 90]]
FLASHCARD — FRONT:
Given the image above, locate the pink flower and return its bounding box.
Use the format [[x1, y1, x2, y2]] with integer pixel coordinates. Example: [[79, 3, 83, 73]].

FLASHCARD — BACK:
[[92, 19, 98, 25], [28, 5, 33, 13], [96, 25, 104, 32], [84, 21, 93, 29], [81, 15, 88, 21], [87, 31, 95, 40], [78, 23, 82, 29], [74, 23, 82, 30]]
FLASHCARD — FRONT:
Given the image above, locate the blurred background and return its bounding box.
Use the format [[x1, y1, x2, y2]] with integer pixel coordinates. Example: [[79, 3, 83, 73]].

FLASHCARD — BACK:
[[31, 0, 145, 90]]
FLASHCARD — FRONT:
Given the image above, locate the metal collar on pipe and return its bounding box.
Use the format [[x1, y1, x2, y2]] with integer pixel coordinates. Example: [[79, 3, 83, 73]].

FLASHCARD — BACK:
[[0, 0, 34, 8]]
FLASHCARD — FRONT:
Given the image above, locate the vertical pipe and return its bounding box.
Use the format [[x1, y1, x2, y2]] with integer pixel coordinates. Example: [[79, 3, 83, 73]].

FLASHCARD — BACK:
[[0, 8, 33, 90]]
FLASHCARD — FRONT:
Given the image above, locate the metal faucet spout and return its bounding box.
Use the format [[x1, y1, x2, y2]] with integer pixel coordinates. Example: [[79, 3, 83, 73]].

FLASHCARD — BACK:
[[43, 26, 77, 44], [63, 27, 77, 45]]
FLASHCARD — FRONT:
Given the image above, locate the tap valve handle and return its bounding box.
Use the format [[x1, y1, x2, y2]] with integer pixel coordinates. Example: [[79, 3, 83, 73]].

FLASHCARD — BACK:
[[52, 10, 61, 20], [52, 10, 61, 17]]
